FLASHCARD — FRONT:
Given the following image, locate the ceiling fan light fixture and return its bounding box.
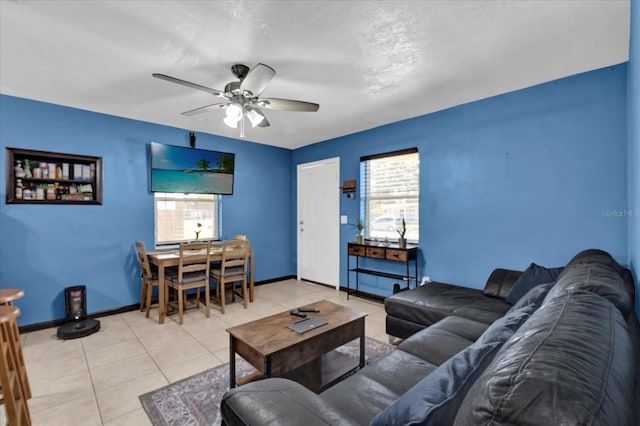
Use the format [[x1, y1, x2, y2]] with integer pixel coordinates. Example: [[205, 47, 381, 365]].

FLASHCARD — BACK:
[[223, 115, 239, 128], [246, 108, 265, 127], [223, 103, 243, 128], [225, 103, 242, 119], [154, 63, 317, 134]]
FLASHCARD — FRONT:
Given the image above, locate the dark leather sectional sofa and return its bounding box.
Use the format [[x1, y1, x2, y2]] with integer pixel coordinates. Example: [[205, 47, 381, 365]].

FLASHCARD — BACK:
[[385, 268, 524, 339], [221, 249, 640, 425]]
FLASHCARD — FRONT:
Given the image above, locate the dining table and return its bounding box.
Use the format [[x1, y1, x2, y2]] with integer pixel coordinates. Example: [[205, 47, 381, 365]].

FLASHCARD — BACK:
[[147, 244, 254, 324]]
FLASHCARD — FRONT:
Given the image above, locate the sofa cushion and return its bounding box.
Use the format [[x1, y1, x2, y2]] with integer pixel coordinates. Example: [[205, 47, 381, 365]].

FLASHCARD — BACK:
[[423, 315, 489, 342], [385, 315, 430, 340], [448, 305, 511, 325], [548, 257, 633, 318], [476, 303, 537, 345], [505, 263, 563, 304], [320, 348, 438, 425], [221, 378, 360, 426], [506, 282, 554, 314], [454, 290, 635, 426], [564, 248, 623, 272], [398, 317, 488, 366], [482, 268, 523, 299], [385, 282, 511, 329], [370, 341, 502, 426], [562, 248, 638, 293], [561, 248, 636, 298]]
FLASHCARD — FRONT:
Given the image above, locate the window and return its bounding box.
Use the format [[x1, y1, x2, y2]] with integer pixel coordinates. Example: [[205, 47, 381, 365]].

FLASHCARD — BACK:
[[361, 148, 419, 242], [154, 193, 219, 246]]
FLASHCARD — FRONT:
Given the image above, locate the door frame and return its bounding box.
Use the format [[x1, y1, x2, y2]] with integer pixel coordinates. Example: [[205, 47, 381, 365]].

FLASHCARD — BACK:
[[296, 157, 340, 289]]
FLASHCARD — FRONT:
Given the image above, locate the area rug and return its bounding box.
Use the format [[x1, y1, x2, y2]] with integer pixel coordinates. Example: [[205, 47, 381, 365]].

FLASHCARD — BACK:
[[139, 337, 394, 426]]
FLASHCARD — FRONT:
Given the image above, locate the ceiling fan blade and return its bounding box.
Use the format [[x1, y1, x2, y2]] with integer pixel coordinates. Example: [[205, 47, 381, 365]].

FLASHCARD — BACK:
[[258, 115, 270, 127], [254, 107, 270, 127], [181, 102, 229, 116], [239, 63, 275, 97], [153, 73, 225, 97], [257, 98, 319, 112]]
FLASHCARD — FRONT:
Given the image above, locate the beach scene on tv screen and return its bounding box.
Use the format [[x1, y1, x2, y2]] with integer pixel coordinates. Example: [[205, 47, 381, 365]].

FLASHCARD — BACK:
[[151, 143, 234, 194]]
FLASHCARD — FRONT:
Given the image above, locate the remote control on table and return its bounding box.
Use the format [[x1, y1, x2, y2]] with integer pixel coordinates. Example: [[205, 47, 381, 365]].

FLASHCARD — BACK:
[[290, 310, 307, 318], [297, 307, 320, 313]]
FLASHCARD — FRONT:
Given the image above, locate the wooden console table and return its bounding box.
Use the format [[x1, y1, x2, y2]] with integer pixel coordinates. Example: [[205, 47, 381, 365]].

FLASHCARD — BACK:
[[347, 242, 418, 299]]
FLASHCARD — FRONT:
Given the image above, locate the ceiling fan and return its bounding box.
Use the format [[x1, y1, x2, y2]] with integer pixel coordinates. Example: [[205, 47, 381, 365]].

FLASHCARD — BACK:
[[153, 63, 319, 136]]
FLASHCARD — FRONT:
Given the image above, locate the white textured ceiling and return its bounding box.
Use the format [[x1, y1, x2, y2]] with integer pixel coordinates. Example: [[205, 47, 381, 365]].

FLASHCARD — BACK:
[[0, 1, 630, 149]]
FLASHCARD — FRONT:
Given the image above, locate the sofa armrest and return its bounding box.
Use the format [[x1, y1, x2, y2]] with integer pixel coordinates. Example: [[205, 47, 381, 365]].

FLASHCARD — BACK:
[[221, 378, 359, 426], [482, 268, 522, 299]]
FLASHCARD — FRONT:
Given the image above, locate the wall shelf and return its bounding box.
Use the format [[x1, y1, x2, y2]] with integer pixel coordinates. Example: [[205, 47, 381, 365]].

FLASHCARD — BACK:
[[6, 148, 102, 205]]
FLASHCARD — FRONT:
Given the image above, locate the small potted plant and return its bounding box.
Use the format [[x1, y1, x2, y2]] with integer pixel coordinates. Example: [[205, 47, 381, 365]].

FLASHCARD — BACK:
[[396, 218, 407, 248], [353, 219, 365, 244]]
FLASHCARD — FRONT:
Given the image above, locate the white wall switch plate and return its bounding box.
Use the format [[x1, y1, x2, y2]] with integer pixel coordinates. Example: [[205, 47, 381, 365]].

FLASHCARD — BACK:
[[340, 215, 348, 224]]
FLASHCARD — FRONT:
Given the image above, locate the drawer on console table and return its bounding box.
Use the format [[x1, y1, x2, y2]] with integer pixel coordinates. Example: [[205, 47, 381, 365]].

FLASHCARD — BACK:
[[365, 247, 385, 259], [386, 249, 408, 262], [348, 245, 366, 256]]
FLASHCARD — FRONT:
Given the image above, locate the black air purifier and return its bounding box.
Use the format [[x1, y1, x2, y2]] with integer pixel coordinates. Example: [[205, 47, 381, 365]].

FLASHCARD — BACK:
[[57, 285, 100, 339]]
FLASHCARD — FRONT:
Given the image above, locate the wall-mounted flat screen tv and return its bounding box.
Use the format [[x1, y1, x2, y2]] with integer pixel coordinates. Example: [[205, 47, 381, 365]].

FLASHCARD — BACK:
[[150, 142, 235, 195]]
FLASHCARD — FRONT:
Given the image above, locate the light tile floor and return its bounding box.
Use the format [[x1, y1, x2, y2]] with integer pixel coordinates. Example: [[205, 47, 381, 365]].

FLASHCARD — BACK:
[[8, 279, 387, 425]]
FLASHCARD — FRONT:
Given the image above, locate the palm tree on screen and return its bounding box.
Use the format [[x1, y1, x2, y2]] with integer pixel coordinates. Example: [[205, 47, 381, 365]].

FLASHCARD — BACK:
[[197, 158, 210, 171], [217, 154, 234, 174]]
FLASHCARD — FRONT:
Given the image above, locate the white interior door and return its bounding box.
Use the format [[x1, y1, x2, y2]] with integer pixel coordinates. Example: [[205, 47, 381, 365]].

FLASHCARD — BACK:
[[297, 157, 340, 288]]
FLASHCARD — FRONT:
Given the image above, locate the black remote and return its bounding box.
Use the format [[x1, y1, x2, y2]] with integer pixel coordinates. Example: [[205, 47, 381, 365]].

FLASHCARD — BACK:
[[290, 310, 307, 318], [297, 307, 320, 313]]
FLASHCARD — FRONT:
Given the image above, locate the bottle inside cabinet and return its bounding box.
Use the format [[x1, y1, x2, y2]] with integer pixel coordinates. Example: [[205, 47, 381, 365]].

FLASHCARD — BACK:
[[6, 147, 102, 205]]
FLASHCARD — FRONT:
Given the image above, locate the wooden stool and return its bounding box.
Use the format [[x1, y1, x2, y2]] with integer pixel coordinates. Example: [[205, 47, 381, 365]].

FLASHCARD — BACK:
[[0, 289, 24, 306], [0, 305, 31, 425], [0, 289, 31, 400]]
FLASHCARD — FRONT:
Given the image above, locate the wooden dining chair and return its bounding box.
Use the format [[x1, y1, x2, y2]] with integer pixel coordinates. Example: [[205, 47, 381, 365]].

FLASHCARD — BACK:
[[135, 241, 160, 318], [165, 241, 211, 325], [210, 239, 249, 314]]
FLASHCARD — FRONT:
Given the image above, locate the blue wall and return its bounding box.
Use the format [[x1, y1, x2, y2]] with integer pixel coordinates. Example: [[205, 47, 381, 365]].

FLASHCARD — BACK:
[[0, 95, 293, 326], [293, 65, 629, 295], [0, 61, 632, 325], [628, 0, 640, 318]]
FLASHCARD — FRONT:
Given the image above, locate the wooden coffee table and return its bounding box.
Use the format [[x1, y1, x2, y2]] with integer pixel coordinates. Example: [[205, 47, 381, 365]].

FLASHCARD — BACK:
[[226, 300, 367, 392]]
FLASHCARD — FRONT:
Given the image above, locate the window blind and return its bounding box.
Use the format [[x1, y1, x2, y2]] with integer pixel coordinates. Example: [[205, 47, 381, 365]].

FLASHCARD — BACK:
[[360, 148, 419, 241]]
